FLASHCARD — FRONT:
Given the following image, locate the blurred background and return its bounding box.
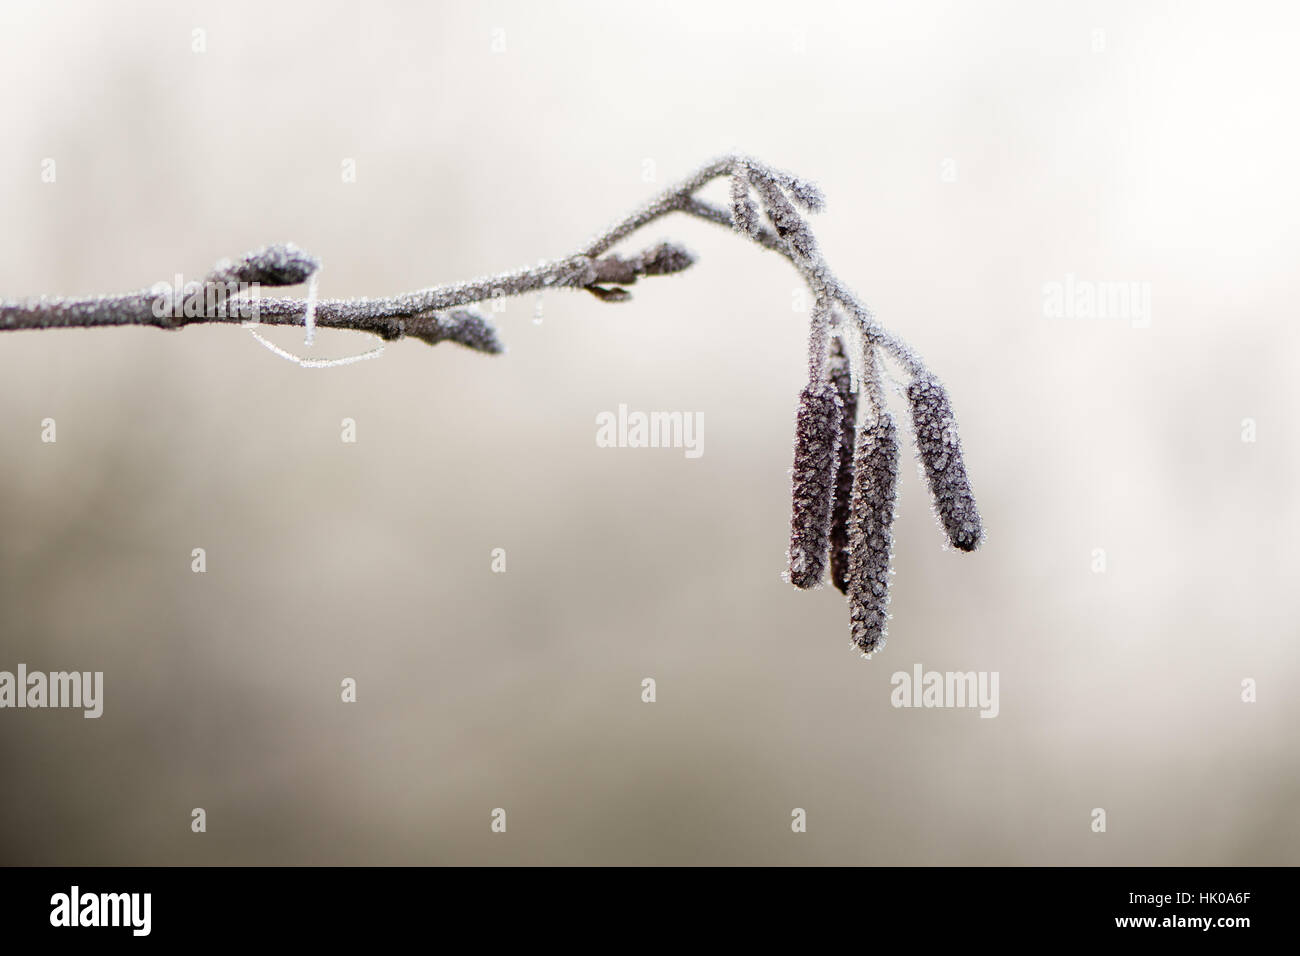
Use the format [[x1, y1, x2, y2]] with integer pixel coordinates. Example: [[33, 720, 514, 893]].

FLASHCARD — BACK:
[[0, 0, 1296, 865]]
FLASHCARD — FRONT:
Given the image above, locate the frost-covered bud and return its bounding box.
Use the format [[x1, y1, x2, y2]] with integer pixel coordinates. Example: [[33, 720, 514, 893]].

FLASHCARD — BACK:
[[210, 243, 320, 287], [826, 338, 858, 593], [590, 242, 696, 286], [907, 376, 982, 552], [637, 241, 696, 276], [404, 308, 504, 354], [847, 412, 899, 655], [787, 381, 843, 589]]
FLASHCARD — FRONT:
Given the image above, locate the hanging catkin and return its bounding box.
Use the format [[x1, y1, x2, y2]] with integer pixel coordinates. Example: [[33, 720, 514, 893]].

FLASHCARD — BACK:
[[847, 412, 900, 654], [907, 376, 983, 552], [787, 381, 843, 589], [827, 337, 858, 593]]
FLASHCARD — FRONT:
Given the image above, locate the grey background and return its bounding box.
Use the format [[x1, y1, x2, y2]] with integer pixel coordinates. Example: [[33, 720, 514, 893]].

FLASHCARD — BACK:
[[0, 0, 1295, 864]]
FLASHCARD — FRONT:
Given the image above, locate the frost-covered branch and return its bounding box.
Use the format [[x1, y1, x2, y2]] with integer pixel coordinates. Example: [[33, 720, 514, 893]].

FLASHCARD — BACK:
[[0, 237, 696, 355], [0, 153, 984, 658], [0, 153, 915, 371]]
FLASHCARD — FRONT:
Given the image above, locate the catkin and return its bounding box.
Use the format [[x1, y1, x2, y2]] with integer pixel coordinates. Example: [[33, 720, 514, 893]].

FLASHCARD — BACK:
[[826, 338, 858, 593], [787, 381, 843, 589], [847, 412, 900, 654], [907, 376, 983, 552]]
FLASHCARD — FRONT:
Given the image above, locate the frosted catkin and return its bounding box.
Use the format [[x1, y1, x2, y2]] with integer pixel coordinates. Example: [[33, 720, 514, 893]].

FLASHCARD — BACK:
[[787, 381, 843, 589], [907, 376, 983, 552], [847, 412, 900, 654], [827, 338, 858, 593]]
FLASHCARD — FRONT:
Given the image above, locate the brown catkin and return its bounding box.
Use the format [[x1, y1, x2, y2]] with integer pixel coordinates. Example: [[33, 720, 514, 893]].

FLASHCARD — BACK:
[[906, 376, 983, 552], [787, 381, 843, 589], [826, 338, 858, 593], [847, 412, 900, 654]]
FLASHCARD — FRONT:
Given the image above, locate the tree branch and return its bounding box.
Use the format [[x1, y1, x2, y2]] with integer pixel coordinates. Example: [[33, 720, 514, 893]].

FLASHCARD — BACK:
[[0, 153, 985, 658], [0, 238, 696, 355], [1, 154, 916, 372]]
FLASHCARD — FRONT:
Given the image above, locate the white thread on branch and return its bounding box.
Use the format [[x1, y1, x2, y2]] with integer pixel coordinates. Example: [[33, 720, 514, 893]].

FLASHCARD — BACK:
[[245, 325, 386, 368], [240, 261, 387, 368]]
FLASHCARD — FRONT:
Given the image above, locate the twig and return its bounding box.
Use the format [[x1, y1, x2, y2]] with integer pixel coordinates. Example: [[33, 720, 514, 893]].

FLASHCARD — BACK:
[[0, 238, 696, 355], [0, 154, 917, 371]]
